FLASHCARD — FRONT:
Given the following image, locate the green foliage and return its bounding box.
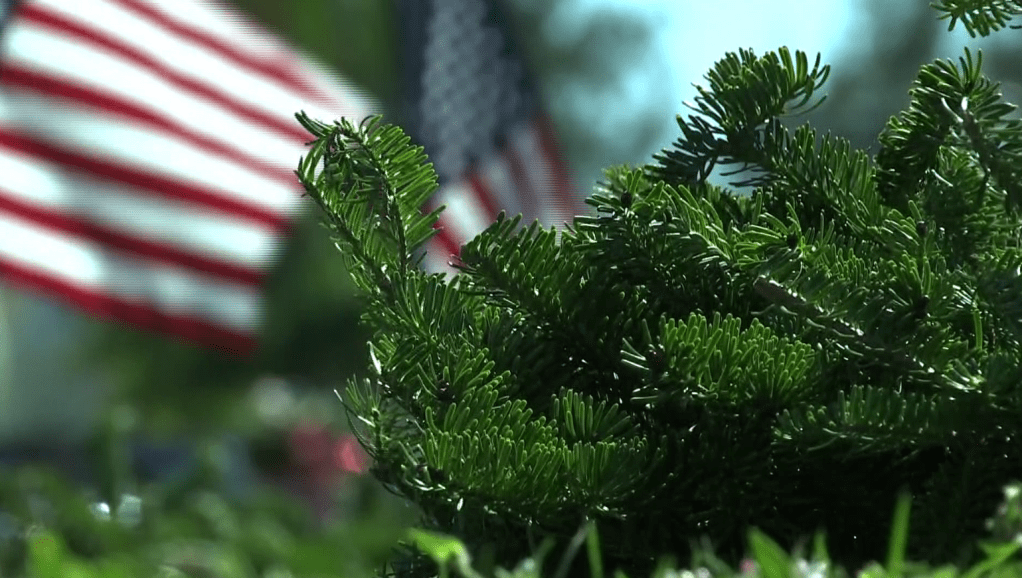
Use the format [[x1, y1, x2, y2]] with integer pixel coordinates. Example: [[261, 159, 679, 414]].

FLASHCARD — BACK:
[[0, 455, 414, 578], [295, 30, 1022, 578], [399, 489, 1022, 578], [930, 0, 1022, 37], [6, 464, 1022, 577]]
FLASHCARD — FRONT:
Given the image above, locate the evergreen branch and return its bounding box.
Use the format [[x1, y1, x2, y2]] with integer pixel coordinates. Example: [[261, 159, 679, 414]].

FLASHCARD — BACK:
[[876, 49, 1022, 219], [931, 0, 1022, 36], [976, 249, 1022, 349], [649, 47, 830, 188], [294, 118, 391, 296], [294, 111, 446, 300], [940, 92, 1022, 215], [774, 382, 1014, 455], [750, 265, 981, 396]]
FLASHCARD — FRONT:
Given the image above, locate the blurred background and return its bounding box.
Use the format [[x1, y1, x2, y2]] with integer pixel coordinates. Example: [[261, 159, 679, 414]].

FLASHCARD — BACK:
[[0, 0, 1020, 571]]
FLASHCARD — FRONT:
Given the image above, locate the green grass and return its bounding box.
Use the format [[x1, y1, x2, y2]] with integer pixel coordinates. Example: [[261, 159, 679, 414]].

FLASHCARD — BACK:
[[405, 489, 1022, 578], [2, 462, 1021, 578]]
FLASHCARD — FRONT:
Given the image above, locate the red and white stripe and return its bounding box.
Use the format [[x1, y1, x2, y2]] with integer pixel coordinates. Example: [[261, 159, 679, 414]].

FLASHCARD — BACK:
[[0, 0, 378, 353]]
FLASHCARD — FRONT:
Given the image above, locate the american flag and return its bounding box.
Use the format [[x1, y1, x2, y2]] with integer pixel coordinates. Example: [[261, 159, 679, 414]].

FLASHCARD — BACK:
[[0, 0, 378, 354], [395, 0, 583, 278]]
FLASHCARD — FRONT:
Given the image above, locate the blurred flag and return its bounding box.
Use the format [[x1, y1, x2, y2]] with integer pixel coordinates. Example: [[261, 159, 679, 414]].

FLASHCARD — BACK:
[[0, 0, 378, 354], [396, 0, 584, 278]]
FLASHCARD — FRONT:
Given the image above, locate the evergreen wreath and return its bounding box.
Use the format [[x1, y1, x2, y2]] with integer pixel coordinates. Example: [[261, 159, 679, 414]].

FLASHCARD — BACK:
[[294, 3, 1022, 577]]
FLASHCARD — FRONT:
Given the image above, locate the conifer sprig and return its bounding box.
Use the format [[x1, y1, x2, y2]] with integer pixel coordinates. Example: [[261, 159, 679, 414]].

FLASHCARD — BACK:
[[931, 0, 1022, 36], [294, 112, 446, 300]]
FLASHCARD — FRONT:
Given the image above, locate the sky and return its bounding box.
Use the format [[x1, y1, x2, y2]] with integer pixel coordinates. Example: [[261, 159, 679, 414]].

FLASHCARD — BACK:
[[662, 0, 861, 95], [537, 0, 866, 193]]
